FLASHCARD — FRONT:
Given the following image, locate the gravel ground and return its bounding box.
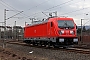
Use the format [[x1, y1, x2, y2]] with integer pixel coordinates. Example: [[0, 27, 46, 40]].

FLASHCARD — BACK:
[[0, 42, 90, 60]]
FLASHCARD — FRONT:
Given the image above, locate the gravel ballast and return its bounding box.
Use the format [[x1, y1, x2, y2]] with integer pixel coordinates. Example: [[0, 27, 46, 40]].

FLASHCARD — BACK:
[[0, 43, 90, 60]]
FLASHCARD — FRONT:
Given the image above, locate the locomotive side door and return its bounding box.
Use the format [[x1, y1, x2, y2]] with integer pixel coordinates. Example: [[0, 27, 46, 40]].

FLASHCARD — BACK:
[[47, 22, 53, 37], [47, 22, 51, 37]]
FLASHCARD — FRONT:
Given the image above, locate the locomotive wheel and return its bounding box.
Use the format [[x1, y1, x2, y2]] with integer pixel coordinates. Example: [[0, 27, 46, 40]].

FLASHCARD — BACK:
[[53, 44, 59, 48], [47, 42, 51, 48], [34, 43, 38, 46], [43, 44, 46, 47], [63, 46, 67, 49], [32, 41, 35, 46], [53, 45, 59, 48]]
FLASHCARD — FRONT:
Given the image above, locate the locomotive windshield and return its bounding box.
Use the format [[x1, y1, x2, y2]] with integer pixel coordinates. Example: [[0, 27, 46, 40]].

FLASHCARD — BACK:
[[58, 20, 74, 28]]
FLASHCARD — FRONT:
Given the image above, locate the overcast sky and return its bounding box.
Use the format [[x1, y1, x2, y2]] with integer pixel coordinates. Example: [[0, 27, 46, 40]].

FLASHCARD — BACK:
[[0, 0, 90, 27]]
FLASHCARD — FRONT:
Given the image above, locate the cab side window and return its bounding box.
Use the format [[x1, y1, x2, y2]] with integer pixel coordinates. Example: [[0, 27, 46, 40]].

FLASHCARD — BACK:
[[51, 22, 53, 27]]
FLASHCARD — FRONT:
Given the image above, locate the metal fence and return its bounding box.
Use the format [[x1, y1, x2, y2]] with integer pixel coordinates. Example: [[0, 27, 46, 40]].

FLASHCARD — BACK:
[[78, 35, 90, 44], [0, 26, 24, 40]]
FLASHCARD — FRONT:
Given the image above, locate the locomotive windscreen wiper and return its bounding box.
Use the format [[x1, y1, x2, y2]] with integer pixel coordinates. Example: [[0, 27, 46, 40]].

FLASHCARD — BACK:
[[62, 21, 70, 28], [65, 22, 73, 28], [58, 20, 74, 29]]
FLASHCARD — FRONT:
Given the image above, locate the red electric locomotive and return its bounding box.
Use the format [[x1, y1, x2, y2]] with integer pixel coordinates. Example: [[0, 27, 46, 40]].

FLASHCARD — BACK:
[[24, 17, 78, 48]]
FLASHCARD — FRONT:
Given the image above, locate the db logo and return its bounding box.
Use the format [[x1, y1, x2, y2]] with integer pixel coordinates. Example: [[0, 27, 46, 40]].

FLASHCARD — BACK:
[[66, 31, 69, 35]]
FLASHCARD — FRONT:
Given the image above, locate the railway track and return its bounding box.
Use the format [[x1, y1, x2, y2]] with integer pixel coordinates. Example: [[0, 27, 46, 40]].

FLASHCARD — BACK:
[[5, 41, 90, 54]]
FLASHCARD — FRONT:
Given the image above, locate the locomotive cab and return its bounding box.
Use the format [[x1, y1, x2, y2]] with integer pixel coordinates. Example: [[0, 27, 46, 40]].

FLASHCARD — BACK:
[[50, 18, 78, 47]]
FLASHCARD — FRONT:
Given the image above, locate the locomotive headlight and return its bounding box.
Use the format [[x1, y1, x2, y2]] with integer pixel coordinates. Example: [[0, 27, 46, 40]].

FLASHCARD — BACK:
[[59, 30, 64, 34], [59, 30, 64, 35], [61, 30, 64, 34], [70, 30, 74, 34]]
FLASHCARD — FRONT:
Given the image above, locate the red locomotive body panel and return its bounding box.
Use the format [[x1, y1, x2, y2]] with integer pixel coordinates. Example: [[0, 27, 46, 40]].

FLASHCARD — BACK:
[[24, 18, 77, 38], [24, 17, 78, 47], [24, 22, 49, 37]]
